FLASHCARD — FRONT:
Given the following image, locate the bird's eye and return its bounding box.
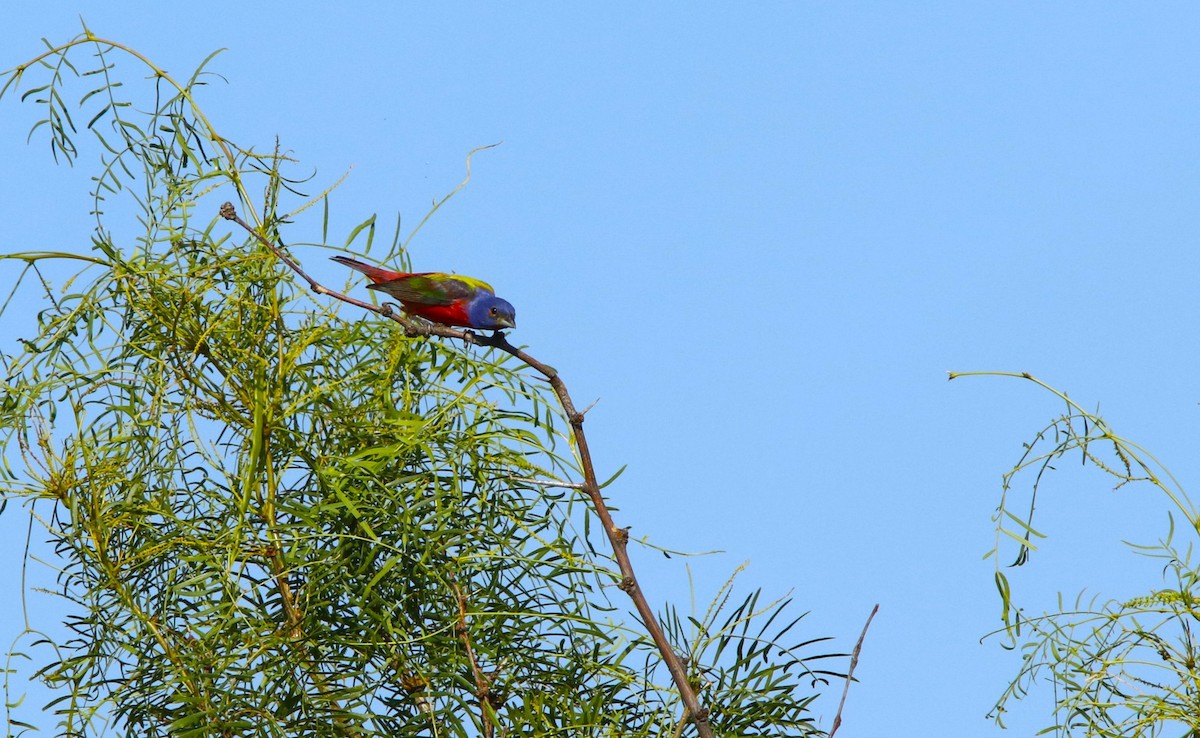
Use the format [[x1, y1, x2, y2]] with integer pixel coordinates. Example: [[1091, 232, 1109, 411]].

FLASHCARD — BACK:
[[489, 307, 498, 315]]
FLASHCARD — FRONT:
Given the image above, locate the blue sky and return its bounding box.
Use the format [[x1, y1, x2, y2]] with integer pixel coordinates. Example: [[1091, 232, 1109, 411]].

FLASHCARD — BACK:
[[3, 4, 1200, 735]]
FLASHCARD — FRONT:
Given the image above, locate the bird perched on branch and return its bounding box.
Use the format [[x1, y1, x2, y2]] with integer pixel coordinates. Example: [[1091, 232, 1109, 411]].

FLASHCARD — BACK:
[[331, 255, 517, 331]]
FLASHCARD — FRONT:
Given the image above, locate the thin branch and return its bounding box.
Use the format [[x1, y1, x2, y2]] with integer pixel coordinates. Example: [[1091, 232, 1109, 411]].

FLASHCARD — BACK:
[[829, 603, 879, 738], [452, 580, 495, 738], [507, 476, 586, 490], [220, 202, 717, 738]]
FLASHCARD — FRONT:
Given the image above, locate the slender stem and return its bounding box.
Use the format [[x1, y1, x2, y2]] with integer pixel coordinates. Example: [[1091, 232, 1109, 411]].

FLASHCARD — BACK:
[[452, 581, 495, 738], [829, 604, 879, 738], [220, 203, 716, 737]]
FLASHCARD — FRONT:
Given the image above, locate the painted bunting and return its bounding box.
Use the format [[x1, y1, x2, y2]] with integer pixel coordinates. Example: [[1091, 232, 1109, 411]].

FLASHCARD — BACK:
[[331, 255, 517, 330]]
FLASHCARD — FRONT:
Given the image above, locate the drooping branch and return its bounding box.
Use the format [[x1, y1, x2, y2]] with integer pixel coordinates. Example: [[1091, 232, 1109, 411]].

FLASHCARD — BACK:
[[220, 202, 717, 738]]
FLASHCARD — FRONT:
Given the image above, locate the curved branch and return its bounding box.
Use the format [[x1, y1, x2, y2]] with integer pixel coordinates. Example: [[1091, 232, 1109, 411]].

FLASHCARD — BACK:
[[220, 202, 716, 738]]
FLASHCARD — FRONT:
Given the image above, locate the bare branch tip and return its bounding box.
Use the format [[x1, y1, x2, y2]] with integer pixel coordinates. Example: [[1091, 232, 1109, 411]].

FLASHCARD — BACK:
[[829, 603, 880, 738], [219, 201, 237, 220]]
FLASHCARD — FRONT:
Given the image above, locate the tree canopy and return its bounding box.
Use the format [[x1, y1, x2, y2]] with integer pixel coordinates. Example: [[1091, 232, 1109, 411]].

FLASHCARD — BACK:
[[0, 31, 842, 738]]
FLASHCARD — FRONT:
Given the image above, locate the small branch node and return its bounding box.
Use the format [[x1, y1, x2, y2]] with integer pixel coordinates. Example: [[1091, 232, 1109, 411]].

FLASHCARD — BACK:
[[400, 673, 432, 716], [219, 201, 237, 220], [618, 576, 636, 594], [476, 330, 514, 351]]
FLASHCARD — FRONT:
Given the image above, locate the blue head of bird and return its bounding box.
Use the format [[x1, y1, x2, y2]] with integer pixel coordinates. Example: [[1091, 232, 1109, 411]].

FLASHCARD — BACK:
[[469, 295, 517, 330]]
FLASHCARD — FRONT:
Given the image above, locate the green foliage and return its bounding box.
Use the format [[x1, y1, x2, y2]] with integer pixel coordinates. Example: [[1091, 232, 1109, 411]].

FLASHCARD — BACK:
[[665, 573, 842, 736], [954, 372, 1200, 737], [0, 30, 839, 737]]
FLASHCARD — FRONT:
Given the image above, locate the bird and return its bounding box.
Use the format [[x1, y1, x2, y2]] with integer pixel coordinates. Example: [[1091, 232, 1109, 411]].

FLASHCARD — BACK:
[[331, 255, 517, 331]]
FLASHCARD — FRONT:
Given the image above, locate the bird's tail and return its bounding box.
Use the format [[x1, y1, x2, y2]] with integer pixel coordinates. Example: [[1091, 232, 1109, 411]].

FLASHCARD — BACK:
[[330, 255, 407, 284]]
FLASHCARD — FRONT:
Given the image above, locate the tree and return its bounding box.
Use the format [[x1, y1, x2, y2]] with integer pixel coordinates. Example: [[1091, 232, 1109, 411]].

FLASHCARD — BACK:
[[953, 372, 1200, 737], [0, 30, 845, 737]]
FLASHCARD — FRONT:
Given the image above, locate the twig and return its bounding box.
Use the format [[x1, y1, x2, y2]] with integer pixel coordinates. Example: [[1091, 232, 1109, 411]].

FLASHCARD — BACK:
[[220, 202, 717, 738], [451, 581, 494, 738], [829, 603, 879, 738], [507, 476, 586, 490]]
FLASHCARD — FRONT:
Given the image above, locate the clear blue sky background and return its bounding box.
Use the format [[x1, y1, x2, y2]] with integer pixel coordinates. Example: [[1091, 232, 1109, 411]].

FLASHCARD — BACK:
[[3, 4, 1199, 736]]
